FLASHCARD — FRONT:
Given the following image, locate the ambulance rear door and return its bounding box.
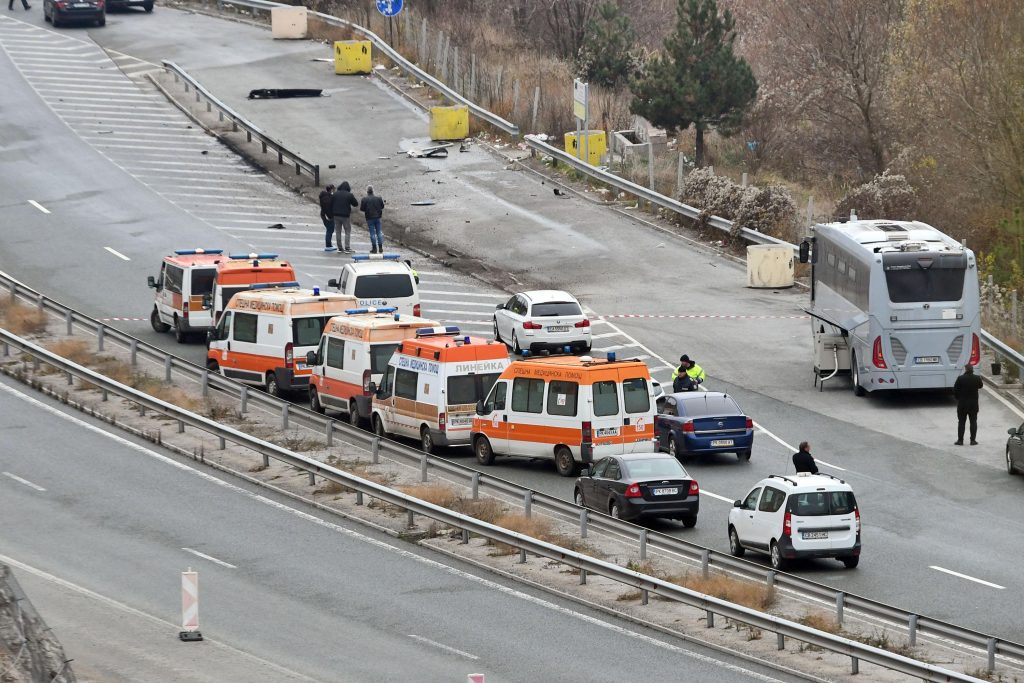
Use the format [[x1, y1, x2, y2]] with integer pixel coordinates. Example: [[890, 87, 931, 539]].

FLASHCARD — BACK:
[[589, 377, 625, 456], [618, 369, 656, 454]]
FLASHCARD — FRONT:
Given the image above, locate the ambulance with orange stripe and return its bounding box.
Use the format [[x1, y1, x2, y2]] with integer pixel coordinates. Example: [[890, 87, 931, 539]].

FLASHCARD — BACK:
[[471, 353, 658, 477], [306, 307, 439, 428], [206, 286, 356, 396], [148, 248, 224, 343], [211, 253, 298, 325], [369, 327, 511, 453]]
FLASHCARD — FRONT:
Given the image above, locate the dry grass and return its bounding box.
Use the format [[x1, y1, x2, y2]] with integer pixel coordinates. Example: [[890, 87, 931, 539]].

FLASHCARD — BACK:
[[798, 611, 841, 634], [46, 339, 93, 365], [451, 497, 507, 524], [486, 513, 595, 557], [399, 483, 460, 508], [666, 571, 777, 611], [0, 301, 48, 335], [274, 433, 324, 452], [850, 629, 916, 658]]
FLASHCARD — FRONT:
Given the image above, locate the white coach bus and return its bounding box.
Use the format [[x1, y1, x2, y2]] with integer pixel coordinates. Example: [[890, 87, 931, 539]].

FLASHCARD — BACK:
[[800, 217, 981, 394]]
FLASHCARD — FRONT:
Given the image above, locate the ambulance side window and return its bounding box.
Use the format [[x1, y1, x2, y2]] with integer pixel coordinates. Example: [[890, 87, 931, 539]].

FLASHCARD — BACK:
[[623, 378, 650, 413], [593, 381, 619, 416], [326, 338, 345, 369], [484, 381, 507, 412], [214, 311, 232, 341], [395, 369, 417, 400], [547, 380, 579, 417], [511, 378, 544, 414], [379, 366, 394, 396], [164, 265, 183, 295], [156, 263, 166, 290], [233, 313, 258, 343]]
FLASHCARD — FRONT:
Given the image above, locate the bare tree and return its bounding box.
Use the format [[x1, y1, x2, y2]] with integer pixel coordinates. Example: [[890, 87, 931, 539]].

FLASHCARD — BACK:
[[542, 0, 600, 60]]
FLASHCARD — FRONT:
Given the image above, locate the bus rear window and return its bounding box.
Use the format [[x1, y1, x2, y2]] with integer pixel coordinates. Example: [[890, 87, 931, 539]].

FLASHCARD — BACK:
[[884, 266, 966, 303], [191, 268, 216, 295], [353, 274, 413, 298]]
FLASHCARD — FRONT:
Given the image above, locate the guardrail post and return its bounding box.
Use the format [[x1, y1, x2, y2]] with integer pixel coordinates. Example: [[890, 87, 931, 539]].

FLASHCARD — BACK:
[[701, 549, 710, 578], [461, 529, 468, 544], [641, 589, 648, 606], [777, 633, 784, 650], [372, 437, 380, 464], [278, 150, 284, 165], [261, 141, 268, 154], [200, 369, 209, 397], [66, 371, 73, 385], [850, 657, 858, 675], [36, 292, 45, 313], [164, 356, 172, 382], [218, 111, 224, 122], [240, 385, 248, 413], [835, 591, 845, 626], [206, 101, 212, 113], [987, 638, 996, 673], [282, 404, 289, 430], [356, 491, 363, 505], [313, 165, 320, 186], [97, 325, 105, 351], [2, 342, 7, 357], [518, 548, 526, 564], [65, 311, 73, 335], [705, 610, 714, 628], [407, 509, 415, 529], [639, 529, 647, 560], [908, 614, 917, 646], [308, 471, 315, 486], [579, 509, 587, 538], [130, 339, 138, 366], [326, 420, 333, 446], [33, 356, 40, 372], [219, 436, 226, 450], [766, 570, 776, 587], [262, 453, 269, 468], [471, 472, 479, 499], [195, 90, 201, 104], [101, 387, 108, 401], [178, 420, 184, 433], [183, 81, 189, 92], [523, 491, 532, 517], [420, 450, 428, 482], [138, 404, 145, 416], [294, 162, 300, 176], [579, 568, 587, 585]]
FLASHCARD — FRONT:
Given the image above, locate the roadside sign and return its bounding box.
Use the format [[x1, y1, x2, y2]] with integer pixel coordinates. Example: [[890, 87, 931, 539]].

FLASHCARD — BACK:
[[573, 79, 588, 121], [376, 0, 403, 17]]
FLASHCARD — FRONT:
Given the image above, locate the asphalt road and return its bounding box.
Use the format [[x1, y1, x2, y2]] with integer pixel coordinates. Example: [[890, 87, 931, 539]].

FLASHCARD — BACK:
[[0, 374, 797, 683], [1, 9, 1023, 640]]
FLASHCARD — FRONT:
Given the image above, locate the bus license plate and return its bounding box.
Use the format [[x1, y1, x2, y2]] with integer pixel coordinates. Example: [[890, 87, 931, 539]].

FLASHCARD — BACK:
[[916, 356, 940, 364], [547, 326, 570, 333], [653, 487, 678, 496], [802, 531, 828, 540], [710, 439, 734, 447]]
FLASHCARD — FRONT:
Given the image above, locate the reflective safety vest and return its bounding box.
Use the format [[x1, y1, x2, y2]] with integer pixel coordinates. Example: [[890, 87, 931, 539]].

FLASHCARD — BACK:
[[671, 363, 706, 384]]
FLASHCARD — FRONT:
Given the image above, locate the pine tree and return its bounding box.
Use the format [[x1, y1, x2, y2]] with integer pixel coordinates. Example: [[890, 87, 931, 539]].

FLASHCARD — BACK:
[[576, 3, 641, 133], [630, 0, 758, 167]]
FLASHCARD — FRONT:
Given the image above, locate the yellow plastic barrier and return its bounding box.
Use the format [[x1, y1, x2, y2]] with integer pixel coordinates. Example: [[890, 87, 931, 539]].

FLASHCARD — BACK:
[[334, 40, 371, 75], [429, 105, 469, 141], [563, 130, 608, 166]]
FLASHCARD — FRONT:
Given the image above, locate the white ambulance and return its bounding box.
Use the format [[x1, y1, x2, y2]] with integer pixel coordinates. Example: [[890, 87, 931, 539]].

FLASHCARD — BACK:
[[327, 253, 421, 317], [370, 327, 511, 453], [206, 286, 356, 396], [307, 307, 440, 427], [148, 248, 224, 343]]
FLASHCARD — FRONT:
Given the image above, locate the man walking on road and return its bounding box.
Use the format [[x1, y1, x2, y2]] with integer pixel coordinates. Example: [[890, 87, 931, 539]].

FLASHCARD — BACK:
[[8, 0, 31, 10], [953, 364, 984, 445], [792, 441, 818, 474], [331, 181, 358, 253], [360, 185, 385, 253], [318, 184, 335, 252]]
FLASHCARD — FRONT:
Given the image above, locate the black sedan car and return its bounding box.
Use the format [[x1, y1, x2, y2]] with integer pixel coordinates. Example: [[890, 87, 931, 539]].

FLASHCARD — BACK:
[[1008, 423, 1024, 475], [45, 0, 105, 27], [573, 453, 699, 527]]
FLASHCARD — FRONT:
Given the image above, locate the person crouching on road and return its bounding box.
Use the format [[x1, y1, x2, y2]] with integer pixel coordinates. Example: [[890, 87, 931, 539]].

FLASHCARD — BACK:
[[671, 355, 705, 392], [792, 442, 818, 474], [319, 184, 335, 251], [331, 181, 358, 253], [360, 185, 386, 254]]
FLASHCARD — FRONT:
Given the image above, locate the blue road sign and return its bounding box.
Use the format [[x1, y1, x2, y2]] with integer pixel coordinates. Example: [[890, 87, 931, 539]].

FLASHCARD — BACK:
[[376, 0, 403, 17]]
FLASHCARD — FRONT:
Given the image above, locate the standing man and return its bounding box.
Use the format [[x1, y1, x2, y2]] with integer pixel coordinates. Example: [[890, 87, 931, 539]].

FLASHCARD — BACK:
[[953, 364, 983, 445], [671, 354, 705, 392], [331, 181, 358, 253], [8, 0, 31, 10], [318, 184, 335, 252], [360, 185, 385, 254], [792, 442, 818, 474]]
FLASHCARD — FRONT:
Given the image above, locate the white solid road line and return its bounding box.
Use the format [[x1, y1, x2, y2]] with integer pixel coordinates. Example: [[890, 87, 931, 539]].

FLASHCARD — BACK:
[[27, 199, 50, 214], [2, 471, 46, 492], [0, 380, 785, 683], [700, 490, 733, 504], [407, 634, 479, 660], [182, 547, 238, 569], [929, 566, 1005, 590], [104, 247, 131, 261]]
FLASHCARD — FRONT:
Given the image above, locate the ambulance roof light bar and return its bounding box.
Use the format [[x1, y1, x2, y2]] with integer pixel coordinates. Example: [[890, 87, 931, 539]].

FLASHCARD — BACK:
[[415, 326, 461, 337], [351, 253, 401, 262], [229, 252, 279, 260], [248, 281, 300, 290], [174, 248, 223, 256], [345, 307, 399, 315]]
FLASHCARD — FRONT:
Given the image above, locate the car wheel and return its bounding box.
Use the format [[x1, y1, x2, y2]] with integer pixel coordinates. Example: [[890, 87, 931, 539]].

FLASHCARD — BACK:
[[609, 500, 623, 519], [143, 0, 154, 10], [493, 318, 502, 343], [96, 15, 105, 25], [668, 437, 679, 459], [52, 12, 61, 26], [729, 526, 745, 557], [1008, 449, 1018, 475], [420, 426, 435, 455], [310, 388, 324, 414], [372, 414, 386, 438], [150, 308, 170, 333], [738, 449, 752, 462], [511, 332, 522, 355], [851, 351, 866, 396], [265, 372, 282, 397], [554, 446, 578, 477], [44, 7, 51, 21], [770, 541, 786, 570], [348, 401, 365, 429], [474, 436, 495, 466], [206, 360, 219, 374], [574, 488, 585, 507], [681, 515, 697, 529], [840, 555, 860, 569], [173, 317, 187, 344]]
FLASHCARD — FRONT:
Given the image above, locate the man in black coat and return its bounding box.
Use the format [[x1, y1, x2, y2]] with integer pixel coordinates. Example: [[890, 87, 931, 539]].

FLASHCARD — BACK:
[[331, 181, 358, 253], [792, 441, 818, 474], [318, 184, 335, 251], [953, 364, 984, 445]]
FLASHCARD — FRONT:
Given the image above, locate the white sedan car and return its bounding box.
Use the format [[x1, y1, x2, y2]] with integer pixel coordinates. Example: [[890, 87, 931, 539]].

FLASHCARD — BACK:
[[493, 290, 591, 355]]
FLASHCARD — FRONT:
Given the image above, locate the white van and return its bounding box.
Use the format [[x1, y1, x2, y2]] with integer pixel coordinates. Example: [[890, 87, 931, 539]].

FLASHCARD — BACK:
[[327, 253, 421, 316], [148, 248, 223, 343]]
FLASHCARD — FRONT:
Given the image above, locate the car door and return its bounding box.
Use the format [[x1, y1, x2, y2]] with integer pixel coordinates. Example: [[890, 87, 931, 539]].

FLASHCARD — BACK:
[[496, 295, 517, 341], [752, 486, 786, 548], [1012, 423, 1024, 472], [506, 295, 526, 342], [654, 397, 678, 450], [580, 457, 610, 507], [600, 458, 624, 511], [731, 486, 761, 547], [476, 380, 510, 454]]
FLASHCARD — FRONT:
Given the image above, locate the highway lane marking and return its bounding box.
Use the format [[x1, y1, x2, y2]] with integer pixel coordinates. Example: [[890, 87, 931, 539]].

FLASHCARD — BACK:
[[0, 554, 318, 682], [419, 289, 508, 299], [27, 200, 50, 214], [420, 299, 499, 308], [0, 381, 785, 683], [407, 634, 479, 660], [700, 490, 733, 504], [104, 247, 131, 261], [929, 566, 1005, 590], [182, 547, 237, 569], [2, 471, 46, 492], [599, 314, 810, 320], [983, 382, 1024, 420]]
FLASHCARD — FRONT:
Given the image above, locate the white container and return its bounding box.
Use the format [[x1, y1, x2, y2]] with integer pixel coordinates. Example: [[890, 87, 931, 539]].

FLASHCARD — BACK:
[[271, 6, 308, 39], [746, 244, 794, 288]]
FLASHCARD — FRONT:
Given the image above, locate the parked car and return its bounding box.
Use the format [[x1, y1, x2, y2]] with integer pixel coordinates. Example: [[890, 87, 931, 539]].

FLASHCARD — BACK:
[[728, 473, 861, 570], [655, 391, 753, 461], [573, 453, 699, 527], [1007, 423, 1024, 475], [493, 290, 591, 355], [651, 379, 664, 400], [107, 0, 153, 11], [45, 0, 105, 27]]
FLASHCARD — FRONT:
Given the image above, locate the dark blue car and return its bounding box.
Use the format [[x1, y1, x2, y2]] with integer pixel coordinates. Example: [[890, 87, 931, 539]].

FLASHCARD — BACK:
[[654, 392, 753, 461]]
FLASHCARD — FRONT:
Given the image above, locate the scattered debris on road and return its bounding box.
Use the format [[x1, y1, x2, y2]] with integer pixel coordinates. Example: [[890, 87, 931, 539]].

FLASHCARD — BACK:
[[267, 223, 285, 229], [410, 201, 435, 206], [247, 88, 323, 100], [407, 142, 453, 158]]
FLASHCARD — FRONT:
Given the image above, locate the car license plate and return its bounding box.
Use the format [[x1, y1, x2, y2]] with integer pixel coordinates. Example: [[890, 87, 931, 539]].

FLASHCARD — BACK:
[[74, 2, 90, 6], [449, 415, 473, 427], [652, 487, 678, 496], [710, 439, 734, 447], [802, 531, 828, 540], [915, 356, 940, 364], [547, 326, 570, 333], [596, 427, 619, 437]]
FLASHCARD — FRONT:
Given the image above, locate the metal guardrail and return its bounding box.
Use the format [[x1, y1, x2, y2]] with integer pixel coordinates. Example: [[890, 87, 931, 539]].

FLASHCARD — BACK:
[[0, 270, 1021, 677], [161, 60, 320, 186], [0, 325, 992, 682]]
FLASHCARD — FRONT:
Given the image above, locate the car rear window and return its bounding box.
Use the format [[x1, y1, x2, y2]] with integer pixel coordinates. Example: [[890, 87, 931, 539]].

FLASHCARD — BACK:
[[531, 301, 582, 317], [353, 274, 414, 298], [788, 491, 857, 516], [191, 268, 216, 295], [681, 395, 737, 416], [624, 458, 686, 479]]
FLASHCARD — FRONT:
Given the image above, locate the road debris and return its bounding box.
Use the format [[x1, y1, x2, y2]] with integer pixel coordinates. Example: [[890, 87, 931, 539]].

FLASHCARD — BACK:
[[247, 88, 323, 99], [267, 223, 285, 229], [407, 142, 453, 158], [410, 201, 436, 206]]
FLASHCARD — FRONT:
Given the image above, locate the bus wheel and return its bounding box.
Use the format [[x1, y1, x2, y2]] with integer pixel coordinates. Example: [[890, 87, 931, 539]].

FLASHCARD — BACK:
[[851, 351, 866, 396], [554, 446, 579, 477]]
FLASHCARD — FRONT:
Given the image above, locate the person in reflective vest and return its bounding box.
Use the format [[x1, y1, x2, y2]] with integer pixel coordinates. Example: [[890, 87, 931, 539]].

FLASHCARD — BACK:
[[671, 354, 705, 392]]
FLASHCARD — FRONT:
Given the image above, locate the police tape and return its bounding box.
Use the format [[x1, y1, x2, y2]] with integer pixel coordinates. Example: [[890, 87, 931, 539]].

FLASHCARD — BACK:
[[596, 314, 809, 320]]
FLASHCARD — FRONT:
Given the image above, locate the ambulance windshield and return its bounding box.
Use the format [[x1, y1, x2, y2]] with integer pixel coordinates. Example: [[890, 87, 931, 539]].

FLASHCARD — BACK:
[[447, 373, 502, 405]]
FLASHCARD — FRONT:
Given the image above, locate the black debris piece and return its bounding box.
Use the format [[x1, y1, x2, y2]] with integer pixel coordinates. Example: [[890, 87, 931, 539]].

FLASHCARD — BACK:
[[248, 89, 323, 100], [267, 223, 286, 229], [410, 201, 435, 206]]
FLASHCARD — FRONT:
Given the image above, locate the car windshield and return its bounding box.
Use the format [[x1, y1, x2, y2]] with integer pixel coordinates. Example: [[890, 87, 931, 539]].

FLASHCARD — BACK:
[[292, 316, 332, 347], [353, 274, 413, 298], [370, 343, 398, 374], [788, 491, 857, 516], [191, 268, 216, 295], [531, 301, 582, 317], [623, 458, 687, 479]]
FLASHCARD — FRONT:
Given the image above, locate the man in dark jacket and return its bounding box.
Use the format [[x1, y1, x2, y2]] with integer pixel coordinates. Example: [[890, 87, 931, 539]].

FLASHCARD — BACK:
[[792, 441, 818, 474], [331, 181, 358, 253], [318, 184, 335, 251], [360, 185, 386, 253], [953, 364, 984, 445]]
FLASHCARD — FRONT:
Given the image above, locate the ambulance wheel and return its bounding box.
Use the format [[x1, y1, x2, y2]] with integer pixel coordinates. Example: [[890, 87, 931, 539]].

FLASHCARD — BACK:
[[554, 446, 579, 477], [511, 332, 522, 355], [206, 360, 219, 374], [492, 318, 501, 343], [420, 426, 436, 455], [372, 414, 386, 438], [310, 388, 325, 414], [173, 317, 187, 343], [348, 401, 366, 429], [474, 436, 495, 466], [265, 372, 282, 397], [151, 308, 170, 333]]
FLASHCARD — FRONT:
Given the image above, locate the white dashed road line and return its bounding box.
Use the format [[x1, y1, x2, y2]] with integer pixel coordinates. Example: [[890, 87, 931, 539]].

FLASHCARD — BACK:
[[27, 199, 50, 214], [104, 246, 131, 261], [2, 471, 47, 492], [182, 547, 237, 569], [407, 634, 479, 660], [929, 566, 1005, 590]]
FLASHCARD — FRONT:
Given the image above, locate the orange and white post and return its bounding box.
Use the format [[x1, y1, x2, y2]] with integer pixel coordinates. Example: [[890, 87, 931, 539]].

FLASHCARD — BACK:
[[179, 568, 203, 641], [467, 675, 484, 683]]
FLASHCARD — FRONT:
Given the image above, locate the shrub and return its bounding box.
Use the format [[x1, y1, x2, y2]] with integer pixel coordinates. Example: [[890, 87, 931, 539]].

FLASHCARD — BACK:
[[1, 301, 48, 335], [733, 184, 798, 240], [835, 171, 918, 220]]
